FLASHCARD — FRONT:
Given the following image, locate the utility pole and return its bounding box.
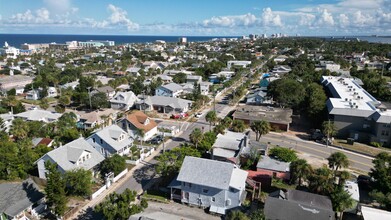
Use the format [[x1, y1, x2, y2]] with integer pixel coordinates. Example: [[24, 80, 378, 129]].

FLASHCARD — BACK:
[[87, 87, 92, 110], [326, 119, 330, 148]]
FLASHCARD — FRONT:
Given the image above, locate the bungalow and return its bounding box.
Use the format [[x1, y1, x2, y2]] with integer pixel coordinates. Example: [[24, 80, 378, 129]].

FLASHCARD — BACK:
[[154, 74, 173, 83], [186, 75, 202, 84], [155, 83, 183, 98], [26, 89, 40, 100], [126, 67, 141, 77], [78, 109, 118, 130], [265, 189, 335, 220], [233, 105, 293, 131], [170, 156, 248, 215], [135, 95, 192, 114], [256, 156, 290, 181], [110, 91, 139, 111], [15, 108, 62, 122], [86, 125, 133, 157], [211, 131, 250, 165], [200, 82, 212, 95], [118, 111, 158, 141], [36, 138, 105, 179], [95, 86, 115, 99], [272, 65, 291, 75], [246, 89, 268, 105], [0, 179, 45, 220]]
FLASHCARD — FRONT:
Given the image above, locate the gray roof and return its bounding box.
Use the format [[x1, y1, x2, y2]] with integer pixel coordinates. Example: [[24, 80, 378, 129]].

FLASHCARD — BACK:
[[177, 156, 248, 190], [213, 131, 245, 151], [0, 179, 44, 217], [15, 109, 62, 122], [88, 125, 133, 151], [159, 83, 183, 92], [96, 86, 115, 93], [110, 91, 138, 105], [42, 137, 105, 171], [137, 95, 192, 110], [256, 156, 290, 172], [265, 190, 334, 220]]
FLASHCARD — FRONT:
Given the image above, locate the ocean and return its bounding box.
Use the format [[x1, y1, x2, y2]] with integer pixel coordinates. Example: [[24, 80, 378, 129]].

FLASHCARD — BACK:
[[0, 34, 238, 47], [0, 34, 390, 48]]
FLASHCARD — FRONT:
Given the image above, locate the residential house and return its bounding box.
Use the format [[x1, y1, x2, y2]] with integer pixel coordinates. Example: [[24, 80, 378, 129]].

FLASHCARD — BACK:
[[209, 71, 234, 83], [200, 82, 212, 95], [135, 95, 192, 114], [170, 156, 248, 215], [211, 131, 249, 165], [0, 179, 45, 220], [273, 55, 288, 63], [87, 125, 133, 157], [26, 89, 40, 100], [126, 67, 141, 77], [272, 65, 292, 75], [322, 76, 391, 146], [233, 105, 293, 131], [155, 74, 172, 83], [110, 91, 139, 111], [36, 138, 105, 179], [60, 81, 79, 90], [246, 89, 268, 105], [227, 60, 251, 69], [264, 189, 335, 220], [155, 83, 183, 98], [118, 111, 158, 141], [95, 86, 116, 99], [0, 113, 14, 132], [32, 137, 54, 148], [15, 108, 62, 122], [256, 156, 290, 181], [78, 109, 118, 130], [186, 75, 202, 84], [47, 87, 57, 97], [360, 206, 391, 220]]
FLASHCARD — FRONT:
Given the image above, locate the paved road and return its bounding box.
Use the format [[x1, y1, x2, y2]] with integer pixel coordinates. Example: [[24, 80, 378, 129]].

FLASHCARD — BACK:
[[259, 133, 374, 173]]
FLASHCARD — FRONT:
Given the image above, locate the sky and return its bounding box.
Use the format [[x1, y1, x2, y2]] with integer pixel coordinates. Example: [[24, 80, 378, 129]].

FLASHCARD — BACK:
[[0, 0, 390, 36]]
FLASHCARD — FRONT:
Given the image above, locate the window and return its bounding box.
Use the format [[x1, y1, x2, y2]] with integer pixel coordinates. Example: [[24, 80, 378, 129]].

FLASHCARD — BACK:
[[100, 138, 103, 144], [101, 148, 104, 154], [202, 189, 209, 194], [226, 199, 231, 206], [188, 183, 192, 188], [93, 138, 95, 143], [211, 197, 215, 202], [229, 187, 235, 193]]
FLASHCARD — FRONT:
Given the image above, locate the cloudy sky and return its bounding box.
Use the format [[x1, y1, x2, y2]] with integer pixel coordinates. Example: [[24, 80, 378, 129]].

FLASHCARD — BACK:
[[0, 0, 390, 36]]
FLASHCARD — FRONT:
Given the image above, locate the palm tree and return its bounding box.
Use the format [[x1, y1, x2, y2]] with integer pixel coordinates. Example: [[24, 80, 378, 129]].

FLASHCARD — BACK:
[[189, 128, 203, 149], [205, 111, 217, 130], [330, 187, 355, 220], [10, 118, 29, 141], [231, 120, 246, 132], [308, 166, 335, 195], [336, 170, 351, 186], [213, 124, 226, 134], [290, 159, 312, 186], [322, 120, 337, 145], [250, 120, 271, 141], [327, 152, 350, 171], [136, 128, 145, 147]]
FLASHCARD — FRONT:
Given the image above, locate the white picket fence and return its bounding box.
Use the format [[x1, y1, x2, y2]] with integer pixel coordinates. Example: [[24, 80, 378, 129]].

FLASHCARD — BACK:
[[91, 185, 107, 199], [113, 168, 128, 182], [90, 168, 129, 199]]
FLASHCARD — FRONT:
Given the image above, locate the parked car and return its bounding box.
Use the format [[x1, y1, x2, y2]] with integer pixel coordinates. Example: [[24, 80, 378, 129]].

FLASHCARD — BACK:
[[171, 113, 188, 119], [195, 112, 203, 118], [150, 135, 163, 144]]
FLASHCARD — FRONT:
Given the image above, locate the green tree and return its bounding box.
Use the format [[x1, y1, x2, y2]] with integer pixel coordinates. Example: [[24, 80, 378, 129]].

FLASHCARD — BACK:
[[39, 98, 50, 110], [45, 161, 68, 217], [65, 169, 92, 197], [189, 128, 204, 149], [327, 152, 350, 171], [10, 118, 29, 141], [55, 105, 66, 113], [231, 120, 246, 132], [308, 165, 335, 195], [269, 147, 298, 162], [370, 152, 391, 194], [290, 159, 312, 186], [205, 111, 218, 130], [198, 131, 217, 152], [268, 78, 305, 109], [172, 72, 187, 84], [156, 146, 201, 177], [213, 124, 226, 134], [330, 187, 355, 220], [250, 120, 271, 141], [322, 120, 337, 143], [58, 95, 71, 106], [305, 83, 327, 120], [250, 209, 265, 220], [100, 154, 126, 176], [226, 210, 249, 220], [91, 92, 109, 109]]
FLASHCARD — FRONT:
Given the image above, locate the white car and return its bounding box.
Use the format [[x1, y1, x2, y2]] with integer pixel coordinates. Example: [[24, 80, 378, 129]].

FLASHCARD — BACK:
[[195, 112, 203, 118]]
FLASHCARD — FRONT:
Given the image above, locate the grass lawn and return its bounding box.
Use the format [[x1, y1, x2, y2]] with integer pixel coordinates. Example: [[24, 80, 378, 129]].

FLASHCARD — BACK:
[[21, 97, 57, 105], [143, 190, 169, 203], [271, 178, 296, 190], [334, 139, 391, 157]]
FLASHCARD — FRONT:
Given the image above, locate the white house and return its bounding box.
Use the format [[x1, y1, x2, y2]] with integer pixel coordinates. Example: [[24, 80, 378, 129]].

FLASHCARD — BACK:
[[110, 91, 139, 111], [47, 87, 58, 97], [155, 83, 183, 98], [26, 89, 40, 100], [15, 108, 62, 122], [118, 111, 158, 141], [86, 125, 133, 157], [170, 157, 248, 215], [36, 138, 105, 179]]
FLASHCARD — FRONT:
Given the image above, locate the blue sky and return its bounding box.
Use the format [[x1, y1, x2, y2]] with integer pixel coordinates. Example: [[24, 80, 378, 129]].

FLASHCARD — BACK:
[[0, 0, 390, 36]]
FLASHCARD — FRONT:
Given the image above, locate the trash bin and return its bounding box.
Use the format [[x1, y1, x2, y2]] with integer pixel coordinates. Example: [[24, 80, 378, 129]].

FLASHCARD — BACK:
[[347, 138, 355, 145]]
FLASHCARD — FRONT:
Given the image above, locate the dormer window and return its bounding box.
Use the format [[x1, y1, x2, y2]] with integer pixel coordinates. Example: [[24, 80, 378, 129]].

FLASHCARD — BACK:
[[145, 118, 150, 125]]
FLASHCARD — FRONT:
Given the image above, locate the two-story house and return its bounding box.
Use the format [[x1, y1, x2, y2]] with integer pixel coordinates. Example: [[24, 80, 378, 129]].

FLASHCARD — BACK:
[[36, 138, 105, 179], [171, 156, 248, 215], [155, 83, 183, 98], [86, 125, 133, 157], [110, 91, 139, 111], [118, 111, 158, 141]]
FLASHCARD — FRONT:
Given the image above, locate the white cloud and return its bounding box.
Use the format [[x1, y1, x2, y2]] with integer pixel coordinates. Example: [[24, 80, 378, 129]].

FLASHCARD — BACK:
[[94, 4, 139, 30], [261, 8, 283, 26], [339, 14, 350, 27], [315, 9, 334, 26], [8, 8, 51, 24], [202, 13, 257, 27]]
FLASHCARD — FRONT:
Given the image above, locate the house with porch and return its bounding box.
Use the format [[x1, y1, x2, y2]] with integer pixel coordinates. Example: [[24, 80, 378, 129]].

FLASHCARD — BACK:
[[78, 109, 118, 130], [155, 83, 183, 98], [169, 156, 248, 215], [110, 91, 139, 111], [36, 137, 105, 179], [0, 179, 45, 220], [86, 125, 133, 157], [118, 111, 158, 141], [135, 95, 192, 114]]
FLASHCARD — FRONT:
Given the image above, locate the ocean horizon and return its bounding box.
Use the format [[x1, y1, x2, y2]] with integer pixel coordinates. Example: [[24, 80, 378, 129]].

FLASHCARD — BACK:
[[0, 34, 390, 47]]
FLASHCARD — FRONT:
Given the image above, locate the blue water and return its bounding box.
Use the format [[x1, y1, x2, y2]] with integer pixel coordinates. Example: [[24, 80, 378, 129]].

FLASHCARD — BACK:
[[0, 34, 238, 47]]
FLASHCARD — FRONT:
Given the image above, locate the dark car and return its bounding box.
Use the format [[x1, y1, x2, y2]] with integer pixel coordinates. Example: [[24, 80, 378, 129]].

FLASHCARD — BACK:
[[150, 135, 163, 144]]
